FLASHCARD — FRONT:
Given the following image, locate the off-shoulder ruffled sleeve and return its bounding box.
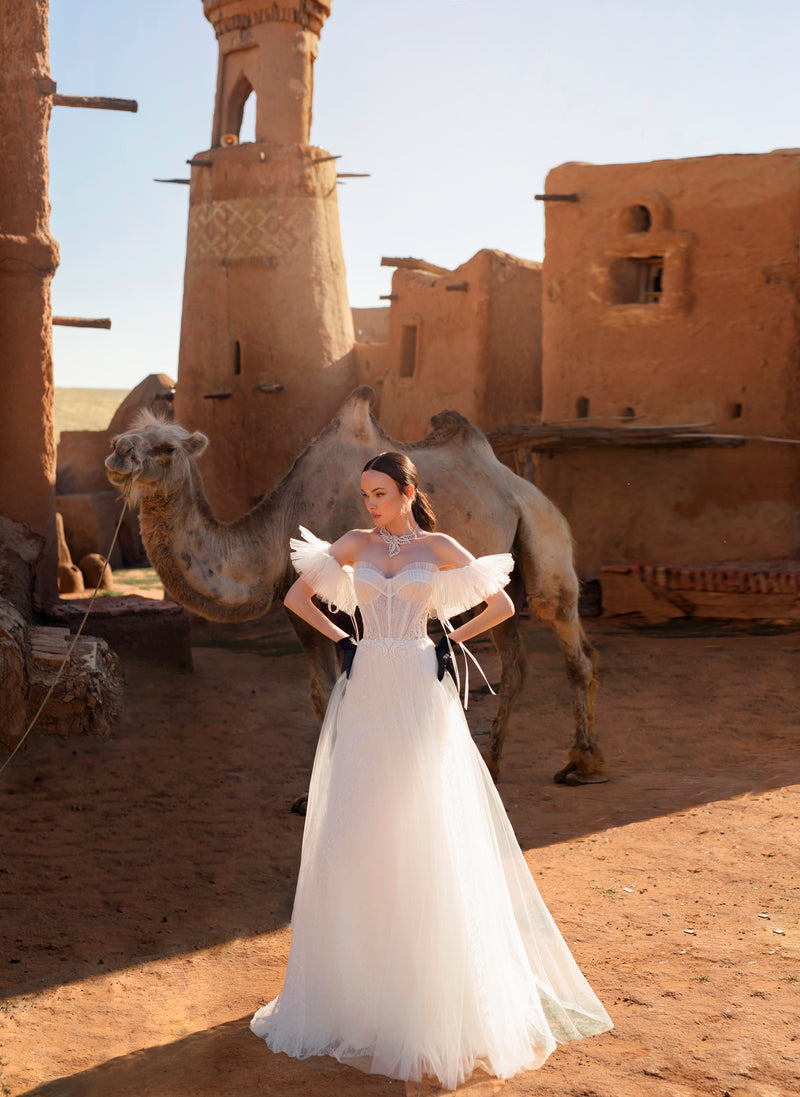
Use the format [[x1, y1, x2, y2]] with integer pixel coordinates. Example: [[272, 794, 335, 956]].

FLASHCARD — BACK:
[[289, 526, 358, 615], [430, 553, 514, 621]]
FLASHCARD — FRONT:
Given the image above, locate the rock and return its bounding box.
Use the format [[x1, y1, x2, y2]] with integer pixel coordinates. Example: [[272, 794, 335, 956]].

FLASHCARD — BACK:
[[58, 563, 84, 594], [78, 553, 113, 591]]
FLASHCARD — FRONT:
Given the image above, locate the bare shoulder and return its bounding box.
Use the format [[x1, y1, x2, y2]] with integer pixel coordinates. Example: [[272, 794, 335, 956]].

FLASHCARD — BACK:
[[422, 532, 475, 570], [330, 528, 372, 565]]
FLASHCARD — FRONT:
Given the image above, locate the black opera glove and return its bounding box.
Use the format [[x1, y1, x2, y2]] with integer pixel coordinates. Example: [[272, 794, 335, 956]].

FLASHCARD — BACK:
[[435, 635, 457, 687], [336, 635, 358, 678]]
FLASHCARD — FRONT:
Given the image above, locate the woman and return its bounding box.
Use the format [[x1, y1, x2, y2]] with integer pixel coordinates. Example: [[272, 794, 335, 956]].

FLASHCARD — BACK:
[[251, 452, 612, 1091]]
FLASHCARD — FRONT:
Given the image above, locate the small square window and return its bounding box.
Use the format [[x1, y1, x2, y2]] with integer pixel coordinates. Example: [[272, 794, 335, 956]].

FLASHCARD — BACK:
[[611, 257, 664, 305]]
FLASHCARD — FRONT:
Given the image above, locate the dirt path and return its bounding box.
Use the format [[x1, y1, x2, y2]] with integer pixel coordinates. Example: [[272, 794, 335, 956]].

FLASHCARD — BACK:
[[1, 613, 798, 1097]]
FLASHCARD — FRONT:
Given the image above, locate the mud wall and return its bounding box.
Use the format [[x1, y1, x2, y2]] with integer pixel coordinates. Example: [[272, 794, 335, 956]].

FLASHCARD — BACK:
[[538, 152, 800, 573], [378, 250, 542, 441], [0, 0, 59, 609]]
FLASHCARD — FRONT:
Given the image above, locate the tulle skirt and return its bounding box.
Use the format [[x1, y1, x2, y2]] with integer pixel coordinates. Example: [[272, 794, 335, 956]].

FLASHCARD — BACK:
[[251, 637, 612, 1089]]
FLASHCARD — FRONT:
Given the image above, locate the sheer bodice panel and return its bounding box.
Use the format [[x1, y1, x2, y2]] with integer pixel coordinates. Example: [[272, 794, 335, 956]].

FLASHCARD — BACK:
[[353, 562, 438, 641]]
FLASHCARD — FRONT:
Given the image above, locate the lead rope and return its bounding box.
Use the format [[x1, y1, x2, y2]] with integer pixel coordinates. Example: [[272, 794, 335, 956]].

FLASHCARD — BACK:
[[441, 617, 496, 711], [0, 487, 131, 778]]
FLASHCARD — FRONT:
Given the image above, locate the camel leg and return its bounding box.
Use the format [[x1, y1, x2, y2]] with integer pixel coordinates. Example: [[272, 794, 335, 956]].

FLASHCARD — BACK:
[[548, 610, 608, 786], [287, 609, 342, 722], [483, 615, 528, 782]]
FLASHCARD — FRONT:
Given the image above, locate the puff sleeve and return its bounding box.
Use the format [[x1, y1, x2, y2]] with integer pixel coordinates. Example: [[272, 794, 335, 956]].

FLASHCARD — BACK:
[[289, 526, 358, 615], [430, 554, 514, 621]]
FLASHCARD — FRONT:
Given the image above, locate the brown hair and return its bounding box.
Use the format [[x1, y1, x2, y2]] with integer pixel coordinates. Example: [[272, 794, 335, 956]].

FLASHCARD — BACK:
[[362, 451, 437, 532]]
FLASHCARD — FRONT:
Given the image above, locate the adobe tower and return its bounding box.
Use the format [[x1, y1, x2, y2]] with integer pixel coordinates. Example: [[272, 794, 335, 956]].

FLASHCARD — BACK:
[[175, 0, 356, 518]]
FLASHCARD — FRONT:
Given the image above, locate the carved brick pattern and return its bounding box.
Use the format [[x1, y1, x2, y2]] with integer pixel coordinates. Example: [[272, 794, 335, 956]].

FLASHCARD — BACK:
[[212, 3, 329, 37], [187, 198, 307, 261]]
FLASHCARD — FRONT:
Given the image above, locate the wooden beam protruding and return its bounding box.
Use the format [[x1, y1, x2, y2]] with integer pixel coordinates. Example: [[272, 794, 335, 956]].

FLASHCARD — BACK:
[[534, 193, 579, 202], [52, 95, 138, 113], [52, 317, 111, 330], [381, 257, 450, 276]]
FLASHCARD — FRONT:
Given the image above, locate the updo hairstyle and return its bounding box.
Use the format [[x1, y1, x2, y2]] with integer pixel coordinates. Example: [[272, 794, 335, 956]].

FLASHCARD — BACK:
[[362, 452, 437, 532]]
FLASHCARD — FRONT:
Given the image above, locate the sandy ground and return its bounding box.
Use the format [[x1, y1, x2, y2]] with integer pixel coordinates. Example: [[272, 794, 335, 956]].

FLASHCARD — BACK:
[[1, 608, 799, 1097]]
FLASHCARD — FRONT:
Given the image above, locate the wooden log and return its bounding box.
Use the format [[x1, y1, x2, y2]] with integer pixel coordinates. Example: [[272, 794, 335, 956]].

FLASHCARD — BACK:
[[534, 193, 579, 202], [445, 282, 469, 292], [311, 154, 341, 164], [202, 392, 233, 400], [53, 317, 111, 330], [53, 94, 137, 113], [381, 257, 450, 276], [154, 178, 191, 185], [336, 173, 371, 178]]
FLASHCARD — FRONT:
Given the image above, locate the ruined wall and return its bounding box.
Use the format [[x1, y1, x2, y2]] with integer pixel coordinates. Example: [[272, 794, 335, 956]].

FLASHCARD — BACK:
[[538, 152, 800, 574], [176, 1, 355, 518], [0, 0, 59, 609], [378, 250, 542, 441]]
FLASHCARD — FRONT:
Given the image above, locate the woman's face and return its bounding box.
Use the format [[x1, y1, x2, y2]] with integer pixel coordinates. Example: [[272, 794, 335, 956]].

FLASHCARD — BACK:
[[360, 470, 412, 530]]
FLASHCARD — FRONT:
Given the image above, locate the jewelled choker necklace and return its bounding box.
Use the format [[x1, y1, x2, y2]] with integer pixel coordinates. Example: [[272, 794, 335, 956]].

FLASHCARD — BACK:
[[379, 524, 419, 557]]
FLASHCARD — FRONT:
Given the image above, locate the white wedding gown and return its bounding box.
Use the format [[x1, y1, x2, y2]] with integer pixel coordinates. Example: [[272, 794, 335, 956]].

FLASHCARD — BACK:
[[251, 529, 612, 1089]]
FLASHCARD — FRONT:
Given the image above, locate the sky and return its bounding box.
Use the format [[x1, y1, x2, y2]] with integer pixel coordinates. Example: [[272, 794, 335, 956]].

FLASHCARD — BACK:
[[48, 0, 800, 389]]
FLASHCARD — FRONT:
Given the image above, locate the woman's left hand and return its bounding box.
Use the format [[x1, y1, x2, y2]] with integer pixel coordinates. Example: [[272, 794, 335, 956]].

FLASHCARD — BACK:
[[336, 636, 358, 678], [435, 635, 457, 686]]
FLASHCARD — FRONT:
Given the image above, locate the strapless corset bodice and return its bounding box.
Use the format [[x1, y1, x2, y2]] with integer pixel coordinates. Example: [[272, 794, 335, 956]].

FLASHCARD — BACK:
[[353, 561, 438, 640]]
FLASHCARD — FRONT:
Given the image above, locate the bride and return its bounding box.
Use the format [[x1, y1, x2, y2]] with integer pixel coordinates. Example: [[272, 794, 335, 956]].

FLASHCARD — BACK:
[[250, 451, 612, 1091]]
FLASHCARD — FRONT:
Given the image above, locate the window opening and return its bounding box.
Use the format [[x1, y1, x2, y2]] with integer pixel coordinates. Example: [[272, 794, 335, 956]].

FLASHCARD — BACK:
[[222, 71, 254, 143], [400, 324, 418, 378], [729, 401, 743, 420], [576, 396, 590, 419], [610, 257, 664, 305], [626, 204, 651, 233], [233, 340, 242, 376], [240, 91, 256, 144], [622, 407, 635, 420]]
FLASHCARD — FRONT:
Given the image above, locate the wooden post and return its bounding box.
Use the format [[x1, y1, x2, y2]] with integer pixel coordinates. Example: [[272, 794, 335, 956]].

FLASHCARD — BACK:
[[533, 193, 579, 202], [52, 317, 111, 329], [52, 94, 138, 112]]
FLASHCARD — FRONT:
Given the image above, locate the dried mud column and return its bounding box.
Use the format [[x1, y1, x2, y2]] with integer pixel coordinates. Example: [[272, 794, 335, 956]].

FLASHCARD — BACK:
[[176, 1, 355, 519], [0, 0, 59, 609]]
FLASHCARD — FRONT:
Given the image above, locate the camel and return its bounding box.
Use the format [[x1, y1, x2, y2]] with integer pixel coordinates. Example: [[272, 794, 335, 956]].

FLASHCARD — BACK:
[[105, 386, 607, 787]]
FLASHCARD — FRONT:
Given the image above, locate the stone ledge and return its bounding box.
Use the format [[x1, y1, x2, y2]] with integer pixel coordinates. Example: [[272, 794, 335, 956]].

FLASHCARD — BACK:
[[45, 595, 192, 672], [600, 562, 800, 622]]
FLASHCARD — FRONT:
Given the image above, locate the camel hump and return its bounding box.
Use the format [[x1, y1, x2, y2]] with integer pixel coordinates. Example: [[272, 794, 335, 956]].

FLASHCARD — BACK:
[[330, 386, 382, 444], [410, 409, 492, 453]]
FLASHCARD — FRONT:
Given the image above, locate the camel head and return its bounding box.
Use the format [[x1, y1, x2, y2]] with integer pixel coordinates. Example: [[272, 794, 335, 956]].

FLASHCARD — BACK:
[[105, 410, 209, 506]]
